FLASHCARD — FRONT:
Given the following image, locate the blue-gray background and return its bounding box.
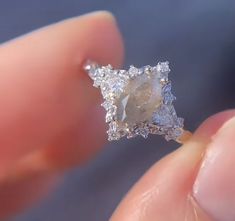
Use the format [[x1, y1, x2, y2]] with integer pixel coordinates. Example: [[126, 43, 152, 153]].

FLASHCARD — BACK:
[[1, 1, 234, 220]]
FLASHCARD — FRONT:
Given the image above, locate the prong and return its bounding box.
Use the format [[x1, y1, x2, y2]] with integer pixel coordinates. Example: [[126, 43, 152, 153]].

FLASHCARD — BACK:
[[83, 60, 98, 71], [176, 130, 192, 144]]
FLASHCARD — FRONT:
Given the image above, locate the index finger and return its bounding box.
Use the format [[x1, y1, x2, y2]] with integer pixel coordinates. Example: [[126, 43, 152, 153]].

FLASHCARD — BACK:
[[0, 11, 124, 174]]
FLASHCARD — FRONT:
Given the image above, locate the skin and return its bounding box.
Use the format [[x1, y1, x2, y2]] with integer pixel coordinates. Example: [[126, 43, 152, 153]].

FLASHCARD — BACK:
[[0, 11, 234, 220]]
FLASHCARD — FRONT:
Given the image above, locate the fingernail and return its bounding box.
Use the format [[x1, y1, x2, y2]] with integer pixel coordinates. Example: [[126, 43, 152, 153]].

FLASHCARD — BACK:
[[193, 116, 235, 221], [86, 10, 117, 23]]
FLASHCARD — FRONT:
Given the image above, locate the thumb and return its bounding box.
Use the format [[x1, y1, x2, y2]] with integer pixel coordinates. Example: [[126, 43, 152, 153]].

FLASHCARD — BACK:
[[111, 110, 235, 221]]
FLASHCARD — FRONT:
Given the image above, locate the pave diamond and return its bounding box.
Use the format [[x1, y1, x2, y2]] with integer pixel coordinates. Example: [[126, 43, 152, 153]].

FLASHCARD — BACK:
[[84, 61, 184, 141]]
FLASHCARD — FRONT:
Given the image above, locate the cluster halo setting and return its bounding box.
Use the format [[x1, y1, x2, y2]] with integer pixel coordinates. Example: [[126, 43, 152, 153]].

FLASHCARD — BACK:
[[84, 61, 187, 142]]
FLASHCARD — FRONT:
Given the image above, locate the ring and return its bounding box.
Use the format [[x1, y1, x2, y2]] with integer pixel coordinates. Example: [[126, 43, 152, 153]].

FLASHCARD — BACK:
[[84, 60, 191, 144]]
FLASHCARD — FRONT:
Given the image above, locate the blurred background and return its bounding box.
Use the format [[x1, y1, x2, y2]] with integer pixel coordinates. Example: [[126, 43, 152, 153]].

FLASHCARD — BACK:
[[0, 0, 234, 220]]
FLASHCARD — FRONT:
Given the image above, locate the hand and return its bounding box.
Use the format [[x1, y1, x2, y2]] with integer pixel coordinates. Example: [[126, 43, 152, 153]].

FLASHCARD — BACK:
[[0, 11, 234, 221]]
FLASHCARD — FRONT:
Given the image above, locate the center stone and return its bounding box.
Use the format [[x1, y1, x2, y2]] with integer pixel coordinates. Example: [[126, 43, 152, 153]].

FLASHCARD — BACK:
[[116, 72, 162, 126]]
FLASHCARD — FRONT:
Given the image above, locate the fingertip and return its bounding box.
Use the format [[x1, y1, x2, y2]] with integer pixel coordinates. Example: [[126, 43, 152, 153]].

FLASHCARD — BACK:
[[193, 115, 235, 221], [0, 11, 124, 172], [111, 110, 235, 221], [191, 109, 235, 143]]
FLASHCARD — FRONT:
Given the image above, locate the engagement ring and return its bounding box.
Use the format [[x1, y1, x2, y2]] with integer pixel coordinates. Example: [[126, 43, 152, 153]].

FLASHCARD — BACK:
[[84, 61, 191, 144]]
